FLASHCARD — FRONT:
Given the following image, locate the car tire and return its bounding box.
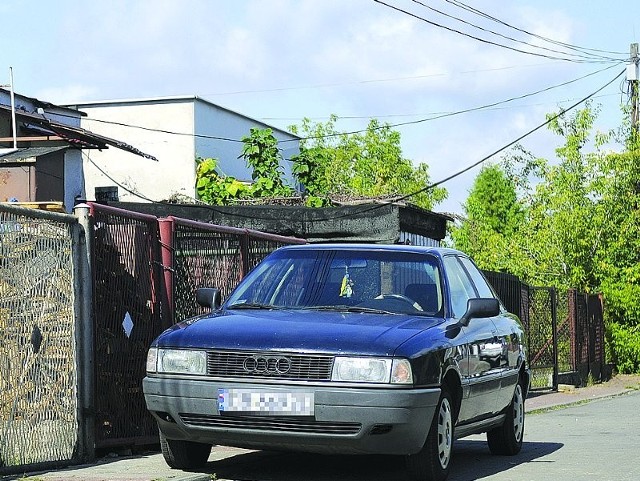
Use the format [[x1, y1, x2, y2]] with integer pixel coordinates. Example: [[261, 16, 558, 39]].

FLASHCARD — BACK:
[[487, 379, 525, 455], [159, 429, 212, 469], [406, 387, 454, 481]]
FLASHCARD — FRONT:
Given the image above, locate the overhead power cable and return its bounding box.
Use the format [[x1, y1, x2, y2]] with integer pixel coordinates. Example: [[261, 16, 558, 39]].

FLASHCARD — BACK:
[[373, 0, 621, 64], [84, 69, 626, 224], [41, 65, 621, 147], [312, 68, 627, 222], [391, 69, 627, 201], [410, 0, 620, 62], [445, 0, 627, 57], [278, 63, 622, 143]]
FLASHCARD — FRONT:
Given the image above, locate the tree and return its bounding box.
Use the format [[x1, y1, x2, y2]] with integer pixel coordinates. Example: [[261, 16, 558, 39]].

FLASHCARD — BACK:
[[290, 116, 447, 210], [454, 103, 640, 372], [195, 157, 248, 205], [450, 163, 523, 272]]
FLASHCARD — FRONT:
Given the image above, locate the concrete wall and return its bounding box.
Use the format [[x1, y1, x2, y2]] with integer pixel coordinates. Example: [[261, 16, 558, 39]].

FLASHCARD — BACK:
[[63, 149, 85, 209], [70, 96, 300, 203], [73, 100, 195, 203], [194, 100, 299, 184]]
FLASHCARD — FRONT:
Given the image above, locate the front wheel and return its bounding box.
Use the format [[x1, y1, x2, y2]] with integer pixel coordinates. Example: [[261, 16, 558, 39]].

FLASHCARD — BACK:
[[159, 429, 212, 469], [487, 381, 525, 455], [406, 388, 454, 481]]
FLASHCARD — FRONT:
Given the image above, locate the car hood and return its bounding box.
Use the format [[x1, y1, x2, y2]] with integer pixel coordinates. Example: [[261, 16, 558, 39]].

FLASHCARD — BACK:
[[155, 309, 445, 356]]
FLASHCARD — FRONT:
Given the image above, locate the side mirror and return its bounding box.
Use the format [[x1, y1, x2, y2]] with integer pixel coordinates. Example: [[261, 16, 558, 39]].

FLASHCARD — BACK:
[[459, 298, 500, 327], [196, 288, 222, 310]]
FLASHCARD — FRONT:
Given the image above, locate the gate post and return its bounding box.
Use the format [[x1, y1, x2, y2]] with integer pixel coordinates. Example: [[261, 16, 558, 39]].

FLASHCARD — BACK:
[[73, 203, 96, 462], [158, 218, 175, 325], [240, 231, 250, 278], [551, 287, 559, 390], [568, 289, 578, 372]]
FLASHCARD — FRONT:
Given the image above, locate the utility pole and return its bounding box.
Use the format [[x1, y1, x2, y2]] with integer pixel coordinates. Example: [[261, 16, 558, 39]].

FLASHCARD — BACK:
[[1, 67, 18, 149], [629, 43, 639, 134]]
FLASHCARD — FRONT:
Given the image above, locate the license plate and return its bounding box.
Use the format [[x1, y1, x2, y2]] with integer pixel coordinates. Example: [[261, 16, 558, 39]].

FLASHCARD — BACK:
[[218, 389, 314, 416]]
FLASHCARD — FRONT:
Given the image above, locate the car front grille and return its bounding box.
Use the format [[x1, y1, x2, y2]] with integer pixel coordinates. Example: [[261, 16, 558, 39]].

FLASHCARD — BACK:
[[180, 413, 361, 435], [206, 350, 334, 381]]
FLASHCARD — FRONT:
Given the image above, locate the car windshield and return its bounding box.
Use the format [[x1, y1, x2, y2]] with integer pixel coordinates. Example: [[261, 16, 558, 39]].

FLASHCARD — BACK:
[[225, 249, 444, 316]]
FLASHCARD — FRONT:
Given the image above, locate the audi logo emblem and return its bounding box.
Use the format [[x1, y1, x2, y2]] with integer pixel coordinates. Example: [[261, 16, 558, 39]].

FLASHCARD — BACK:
[[243, 355, 292, 375]]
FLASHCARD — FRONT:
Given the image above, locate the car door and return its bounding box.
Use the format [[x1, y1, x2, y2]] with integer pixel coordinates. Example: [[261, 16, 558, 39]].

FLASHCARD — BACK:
[[443, 255, 501, 422], [457, 256, 519, 413]]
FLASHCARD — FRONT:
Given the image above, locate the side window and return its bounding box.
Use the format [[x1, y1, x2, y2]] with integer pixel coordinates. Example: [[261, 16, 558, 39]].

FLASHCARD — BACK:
[[443, 256, 476, 318], [459, 257, 495, 299]]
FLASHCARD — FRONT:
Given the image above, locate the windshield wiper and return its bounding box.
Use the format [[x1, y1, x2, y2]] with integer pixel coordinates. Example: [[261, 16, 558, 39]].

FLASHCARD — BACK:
[[306, 305, 395, 315], [226, 302, 281, 310]]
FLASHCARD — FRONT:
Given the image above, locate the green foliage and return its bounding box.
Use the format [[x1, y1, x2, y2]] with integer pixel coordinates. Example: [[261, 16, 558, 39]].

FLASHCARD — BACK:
[[195, 157, 248, 205], [450, 164, 523, 272], [452, 102, 640, 372], [290, 116, 447, 210], [196, 128, 296, 204], [291, 145, 331, 207], [240, 128, 294, 198], [608, 322, 640, 374]]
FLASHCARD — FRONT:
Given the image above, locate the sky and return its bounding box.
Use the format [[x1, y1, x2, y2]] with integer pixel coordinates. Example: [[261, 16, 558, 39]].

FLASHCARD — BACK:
[[1, 0, 638, 214]]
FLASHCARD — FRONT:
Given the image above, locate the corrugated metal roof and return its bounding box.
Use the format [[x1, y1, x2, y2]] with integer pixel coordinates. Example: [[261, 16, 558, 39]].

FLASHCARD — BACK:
[[0, 103, 158, 161], [0, 146, 68, 164]]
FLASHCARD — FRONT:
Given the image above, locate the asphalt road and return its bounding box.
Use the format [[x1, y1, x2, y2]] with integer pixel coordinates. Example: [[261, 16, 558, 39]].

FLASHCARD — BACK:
[[7, 389, 639, 481], [200, 390, 640, 481]]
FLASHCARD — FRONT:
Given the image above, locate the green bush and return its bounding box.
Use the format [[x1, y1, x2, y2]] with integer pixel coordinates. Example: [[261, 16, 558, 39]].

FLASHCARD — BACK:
[[608, 322, 640, 374]]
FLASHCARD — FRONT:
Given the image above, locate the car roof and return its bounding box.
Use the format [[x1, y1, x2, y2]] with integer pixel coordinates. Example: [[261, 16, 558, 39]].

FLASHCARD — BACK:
[[276, 243, 466, 258]]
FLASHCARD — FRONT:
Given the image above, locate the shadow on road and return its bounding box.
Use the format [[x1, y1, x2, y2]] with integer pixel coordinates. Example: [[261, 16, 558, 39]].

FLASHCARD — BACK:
[[195, 439, 563, 481]]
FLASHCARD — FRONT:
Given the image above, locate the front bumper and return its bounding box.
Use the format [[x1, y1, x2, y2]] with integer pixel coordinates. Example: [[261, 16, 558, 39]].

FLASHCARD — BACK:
[[143, 376, 440, 455]]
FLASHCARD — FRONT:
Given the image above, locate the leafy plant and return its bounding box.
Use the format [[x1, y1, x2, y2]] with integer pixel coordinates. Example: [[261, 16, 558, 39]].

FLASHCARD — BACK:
[[195, 157, 247, 205], [240, 128, 294, 198], [289, 116, 447, 210], [608, 322, 640, 374]]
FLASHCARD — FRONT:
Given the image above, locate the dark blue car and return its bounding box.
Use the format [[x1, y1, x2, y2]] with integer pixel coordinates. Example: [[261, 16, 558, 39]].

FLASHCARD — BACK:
[[143, 244, 529, 481]]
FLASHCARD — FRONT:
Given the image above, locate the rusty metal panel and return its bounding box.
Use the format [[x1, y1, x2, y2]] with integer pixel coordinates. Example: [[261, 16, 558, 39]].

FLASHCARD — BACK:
[[0, 166, 33, 203]]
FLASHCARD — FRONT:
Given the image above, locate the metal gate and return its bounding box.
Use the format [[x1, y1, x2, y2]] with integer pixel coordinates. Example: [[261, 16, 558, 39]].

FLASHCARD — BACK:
[[526, 287, 558, 390], [88, 204, 305, 449], [89, 203, 168, 449]]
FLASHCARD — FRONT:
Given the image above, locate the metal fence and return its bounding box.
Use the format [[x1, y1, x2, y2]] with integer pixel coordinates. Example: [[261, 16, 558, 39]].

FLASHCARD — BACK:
[[483, 270, 605, 390], [569, 290, 606, 382], [527, 287, 558, 390], [0, 204, 83, 473], [161, 216, 307, 323], [88, 205, 305, 449], [89, 203, 168, 450]]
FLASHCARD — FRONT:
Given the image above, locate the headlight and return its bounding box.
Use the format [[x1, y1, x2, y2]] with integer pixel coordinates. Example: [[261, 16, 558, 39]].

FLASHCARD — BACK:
[[146, 347, 158, 373], [331, 357, 413, 384], [156, 349, 207, 375]]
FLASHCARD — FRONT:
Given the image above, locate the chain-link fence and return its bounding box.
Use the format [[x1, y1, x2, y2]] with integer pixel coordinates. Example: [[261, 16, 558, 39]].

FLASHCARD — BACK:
[[0, 204, 81, 472], [167, 217, 306, 323]]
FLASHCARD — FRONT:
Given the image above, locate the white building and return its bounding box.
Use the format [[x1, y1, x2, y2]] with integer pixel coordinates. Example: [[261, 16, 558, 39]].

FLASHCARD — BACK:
[[65, 96, 301, 203]]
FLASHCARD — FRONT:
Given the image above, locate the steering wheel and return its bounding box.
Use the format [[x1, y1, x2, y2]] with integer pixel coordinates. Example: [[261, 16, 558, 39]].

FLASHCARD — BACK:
[[375, 294, 423, 311]]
